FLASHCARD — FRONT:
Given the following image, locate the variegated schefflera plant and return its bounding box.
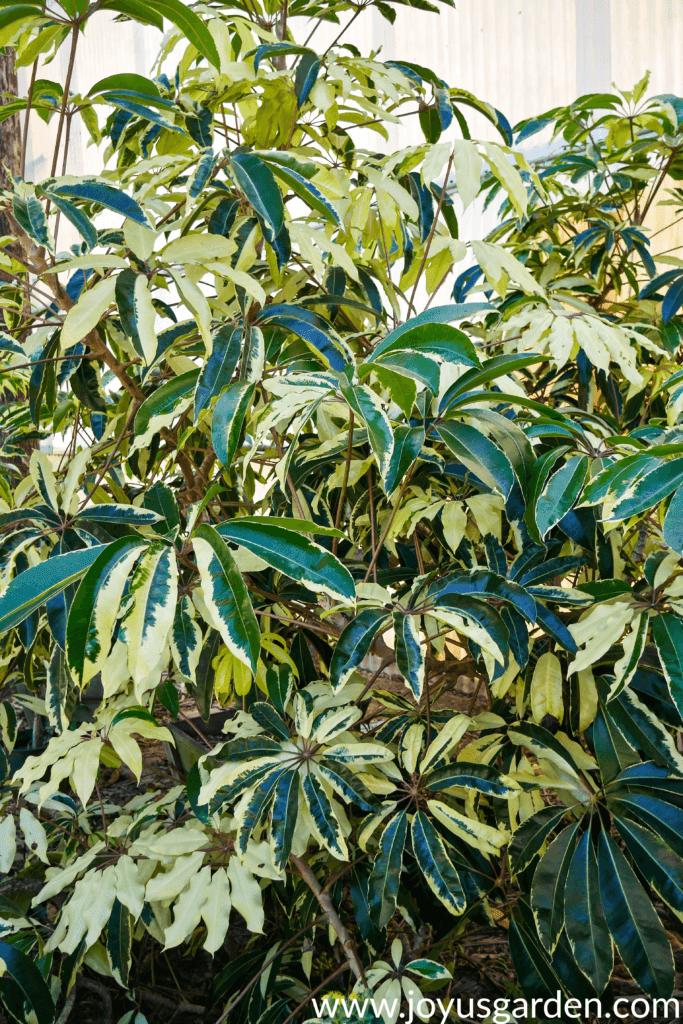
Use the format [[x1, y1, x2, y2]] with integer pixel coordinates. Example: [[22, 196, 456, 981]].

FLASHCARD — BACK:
[[0, 0, 683, 1015]]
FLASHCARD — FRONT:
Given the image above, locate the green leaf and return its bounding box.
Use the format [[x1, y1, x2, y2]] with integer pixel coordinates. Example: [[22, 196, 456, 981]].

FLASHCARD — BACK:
[[329, 608, 390, 692], [508, 805, 569, 877], [535, 455, 588, 540], [236, 768, 283, 856], [122, 542, 177, 685], [663, 482, 683, 553], [74, 504, 164, 527], [393, 610, 424, 699], [339, 382, 394, 483], [48, 176, 149, 226], [66, 536, 146, 686], [615, 816, 683, 917], [256, 306, 348, 371], [0, 940, 55, 1024], [115, 269, 158, 364], [606, 458, 683, 522], [230, 153, 284, 244], [44, 191, 97, 250], [598, 830, 674, 999], [652, 612, 683, 719], [0, 545, 106, 636], [133, 369, 199, 450], [193, 524, 260, 675], [249, 43, 315, 71], [384, 424, 425, 495], [440, 353, 541, 412], [250, 701, 290, 742], [316, 760, 377, 812], [141, 0, 219, 66], [211, 382, 255, 466], [411, 809, 465, 915], [268, 162, 341, 226], [106, 898, 132, 988], [194, 325, 242, 423], [565, 830, 613, 994], [270, 769, 299, 872], [301, 771, 347, 859], [170, 595, 202, 683], [425, 761, 518, 798], [195, 629, 221, 722], [98, 0, 164, 27], [431, 568, 536, 623], [88, 73, 161, 97], [216, 519, 355, 603], [368, 320, 480, 367], [368, 810, 408, 927], [531, 822, 579, 954], [437, 419, 516, 497]]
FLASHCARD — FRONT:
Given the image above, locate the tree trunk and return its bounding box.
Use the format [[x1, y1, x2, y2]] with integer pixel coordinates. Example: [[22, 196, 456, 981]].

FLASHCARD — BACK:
[[0, 46, 21, 209], [0, 47, 21, 279]]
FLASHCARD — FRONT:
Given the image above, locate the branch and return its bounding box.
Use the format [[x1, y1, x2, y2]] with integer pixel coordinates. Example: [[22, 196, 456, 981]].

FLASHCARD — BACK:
[[290, 854, 366, 985]]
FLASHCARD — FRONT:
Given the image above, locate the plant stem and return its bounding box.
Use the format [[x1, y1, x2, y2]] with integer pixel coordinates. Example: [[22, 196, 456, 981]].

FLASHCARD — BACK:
[[406, 153, 454, 318], [366, 464, 377, 583], [290, 854, 366, 985], [50, 23, 79, 179], [332, 411, 354, 554]]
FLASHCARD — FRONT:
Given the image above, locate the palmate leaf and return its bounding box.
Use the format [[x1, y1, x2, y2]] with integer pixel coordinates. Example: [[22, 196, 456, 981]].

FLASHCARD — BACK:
[[425, 761, 518, 798], [614, 816, 683, 916], [329, 608, 390, 692], [437, 419, 516, 497], [270, 769, 299, 872], [393, 610, 424, 699], [211, 382, 255, 466], [564, 830, 613, 994], [46, 176, 149, 226], [66, 536, 146, 686], [598, 830, 674, 999], [216, 519, 355, 604], [122, 542, 178, 685], [193, 524, 260, 675], [236, 768, 284, 857], [411, 809, 465, 916], [531, 822, 580, 954], [0, 544, 106, 636], [301, 771, 347, 859], [652, 612, 683, 718], [0, 940, 55, 1024], [368, 810, 408, 927]]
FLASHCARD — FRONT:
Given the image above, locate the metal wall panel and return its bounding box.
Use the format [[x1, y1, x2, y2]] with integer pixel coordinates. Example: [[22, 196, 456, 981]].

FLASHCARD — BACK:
[[19, 2, 683, 252]]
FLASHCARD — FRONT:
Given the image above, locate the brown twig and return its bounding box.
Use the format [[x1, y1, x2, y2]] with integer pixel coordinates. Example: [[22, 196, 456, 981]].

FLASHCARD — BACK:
[[290, 855, 366, 985], [332, 411, 354, 554], [406, 153, 454, 318]]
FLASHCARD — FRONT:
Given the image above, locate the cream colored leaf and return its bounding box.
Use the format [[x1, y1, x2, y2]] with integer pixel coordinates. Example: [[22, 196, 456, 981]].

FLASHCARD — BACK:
[[61, 275, 117, 350], [164, 866, 211, 948], [530, 652, 563, 724], [19, 807, 49, 864], [227, 855, 264, 933], [201, 868, 232, 954], [452, 139, 482, 209], [0, 813, 16, 872]]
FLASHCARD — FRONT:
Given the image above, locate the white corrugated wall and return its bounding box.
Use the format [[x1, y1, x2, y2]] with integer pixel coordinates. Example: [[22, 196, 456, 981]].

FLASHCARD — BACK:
[[19, 1, 683, 248]]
